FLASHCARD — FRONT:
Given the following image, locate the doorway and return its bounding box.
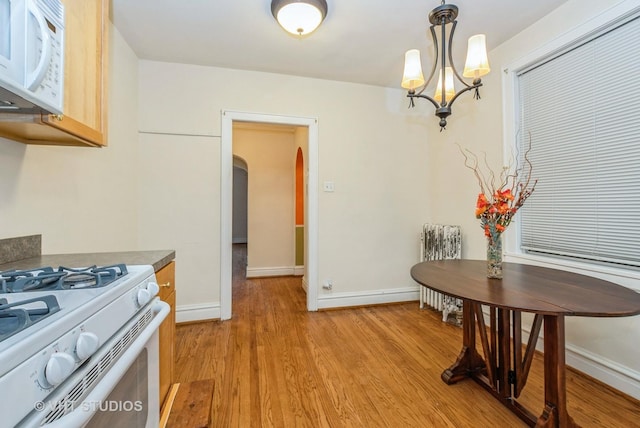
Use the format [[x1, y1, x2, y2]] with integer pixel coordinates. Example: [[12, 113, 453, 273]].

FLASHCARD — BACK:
[[220, 111, 319, 320], [232, 156, 248, 245]]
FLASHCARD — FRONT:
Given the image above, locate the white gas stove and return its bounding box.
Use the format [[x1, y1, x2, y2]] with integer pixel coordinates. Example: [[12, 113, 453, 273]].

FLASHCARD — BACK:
[[0, 264, 169, 427]]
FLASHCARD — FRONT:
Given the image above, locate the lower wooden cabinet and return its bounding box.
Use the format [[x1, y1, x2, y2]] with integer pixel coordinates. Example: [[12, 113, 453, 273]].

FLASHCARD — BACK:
[[156, 261, 176, 411]]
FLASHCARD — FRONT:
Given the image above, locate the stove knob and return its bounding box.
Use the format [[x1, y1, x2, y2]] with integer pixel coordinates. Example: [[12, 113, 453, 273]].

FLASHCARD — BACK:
[[137, 288, 151, 307], [45, 352, 75, 386], [75, 332, 100, 360], [146, 281, 159, 297]]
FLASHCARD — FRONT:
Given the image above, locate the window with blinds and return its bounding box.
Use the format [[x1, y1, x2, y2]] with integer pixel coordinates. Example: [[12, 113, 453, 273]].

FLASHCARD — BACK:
[[516, 11, 640, 268]]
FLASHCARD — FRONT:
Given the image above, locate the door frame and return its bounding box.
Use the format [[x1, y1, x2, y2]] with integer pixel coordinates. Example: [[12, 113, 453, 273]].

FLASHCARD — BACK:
[[220, 110, 319, 319]]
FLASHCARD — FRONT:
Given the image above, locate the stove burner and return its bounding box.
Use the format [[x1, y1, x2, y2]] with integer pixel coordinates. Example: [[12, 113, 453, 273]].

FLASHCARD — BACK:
[[0, 264, 129, 293], [0, 295, 60, 342], [63, 273, 99, 288]]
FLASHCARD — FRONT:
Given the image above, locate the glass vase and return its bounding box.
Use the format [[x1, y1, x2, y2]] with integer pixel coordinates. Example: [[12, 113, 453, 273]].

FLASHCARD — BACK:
[[487, 234, 503, 279]]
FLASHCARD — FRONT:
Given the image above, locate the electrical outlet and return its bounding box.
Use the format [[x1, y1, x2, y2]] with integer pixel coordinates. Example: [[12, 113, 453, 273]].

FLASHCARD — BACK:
[[323, 181, 335, 192]]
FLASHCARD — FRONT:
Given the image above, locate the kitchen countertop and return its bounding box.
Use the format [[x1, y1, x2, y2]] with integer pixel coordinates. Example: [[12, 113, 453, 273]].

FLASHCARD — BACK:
[[0, 250, 175, 273]]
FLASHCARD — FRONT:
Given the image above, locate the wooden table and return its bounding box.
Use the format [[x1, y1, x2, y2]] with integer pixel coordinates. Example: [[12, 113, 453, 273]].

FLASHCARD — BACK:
[[410, 260, 640, 427]]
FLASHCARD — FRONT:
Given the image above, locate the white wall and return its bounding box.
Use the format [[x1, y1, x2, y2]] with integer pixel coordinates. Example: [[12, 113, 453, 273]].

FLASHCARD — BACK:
[[0, 24, 140, 254], [429, 0, 640, 398], [233, 126, 296, 276], [136, 60, 431, 317]]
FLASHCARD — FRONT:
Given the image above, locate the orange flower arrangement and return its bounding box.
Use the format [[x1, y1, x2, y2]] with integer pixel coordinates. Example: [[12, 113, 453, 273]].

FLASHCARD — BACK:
[[460, 143, 537, 246]]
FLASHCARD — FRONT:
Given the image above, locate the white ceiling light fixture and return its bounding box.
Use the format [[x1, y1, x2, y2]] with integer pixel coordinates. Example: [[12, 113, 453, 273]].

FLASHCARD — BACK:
[[271, 0, 328, 36], [401, 1, 490, 130]]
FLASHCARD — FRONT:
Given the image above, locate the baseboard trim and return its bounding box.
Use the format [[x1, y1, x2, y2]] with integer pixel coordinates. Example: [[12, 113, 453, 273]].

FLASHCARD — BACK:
[[176, 303, 220, 323], [317, 286, 419, 310], [246, 266, 297, 278], [565, 342, 640, 400]]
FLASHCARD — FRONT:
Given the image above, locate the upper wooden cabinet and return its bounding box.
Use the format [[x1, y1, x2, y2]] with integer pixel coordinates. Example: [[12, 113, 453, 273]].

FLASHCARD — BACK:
[[0, 0, 108, 147]]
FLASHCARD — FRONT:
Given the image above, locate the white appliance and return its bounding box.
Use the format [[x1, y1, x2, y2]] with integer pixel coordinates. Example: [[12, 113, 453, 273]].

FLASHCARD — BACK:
[[0, 0, 65, 114], [0, 264, 169, 427]]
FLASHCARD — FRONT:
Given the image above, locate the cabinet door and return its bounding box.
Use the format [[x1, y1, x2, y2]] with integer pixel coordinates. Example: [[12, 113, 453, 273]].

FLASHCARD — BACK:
[[157, 261, 176, 408], [43, 0, 108, 145]]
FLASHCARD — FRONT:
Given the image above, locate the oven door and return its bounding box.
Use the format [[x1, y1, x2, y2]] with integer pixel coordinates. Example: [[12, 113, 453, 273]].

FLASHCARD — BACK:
[[19, 298, 170, 428]]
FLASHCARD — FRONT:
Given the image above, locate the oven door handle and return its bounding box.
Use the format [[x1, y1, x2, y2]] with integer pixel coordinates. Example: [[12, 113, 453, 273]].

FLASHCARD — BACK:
[[40, 299, 170, 428]]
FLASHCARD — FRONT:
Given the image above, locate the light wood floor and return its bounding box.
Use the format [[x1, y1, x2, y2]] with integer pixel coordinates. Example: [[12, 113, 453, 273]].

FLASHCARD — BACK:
[[167, 245, 640, 427]]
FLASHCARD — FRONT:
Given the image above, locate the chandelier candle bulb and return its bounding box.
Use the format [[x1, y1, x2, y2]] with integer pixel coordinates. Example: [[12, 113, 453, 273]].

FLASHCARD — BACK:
[[463, 34, 491, 79], [434, 67, 455, 103], [401, 49, 426, 90]]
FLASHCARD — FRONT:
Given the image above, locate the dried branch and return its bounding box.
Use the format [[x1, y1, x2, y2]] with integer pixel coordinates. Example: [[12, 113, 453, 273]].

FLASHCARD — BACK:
[[458, 137, 537, 245]]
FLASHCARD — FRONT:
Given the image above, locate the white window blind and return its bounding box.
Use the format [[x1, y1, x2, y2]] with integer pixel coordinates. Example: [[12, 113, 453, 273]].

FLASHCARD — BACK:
[[517, 11, 640, 268]]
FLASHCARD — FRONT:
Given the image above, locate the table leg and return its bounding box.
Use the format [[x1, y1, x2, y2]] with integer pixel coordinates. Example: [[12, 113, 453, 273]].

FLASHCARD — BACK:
[[441, 300, 485, 384], [498, 308, 512, 398], [437, 302, 578, 427], [536, 315, 579, 428]]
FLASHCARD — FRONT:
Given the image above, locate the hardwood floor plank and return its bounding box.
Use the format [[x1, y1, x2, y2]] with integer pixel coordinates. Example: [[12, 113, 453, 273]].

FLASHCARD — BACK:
[[169, 245, 640, 427]]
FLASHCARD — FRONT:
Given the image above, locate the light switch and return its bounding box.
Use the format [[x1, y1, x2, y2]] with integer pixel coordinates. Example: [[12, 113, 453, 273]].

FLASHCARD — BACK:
[[323, 181, 335, 192]]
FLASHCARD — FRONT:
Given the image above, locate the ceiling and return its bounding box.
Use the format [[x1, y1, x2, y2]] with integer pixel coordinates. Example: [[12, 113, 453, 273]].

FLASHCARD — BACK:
[[111, 0, 568, 89]]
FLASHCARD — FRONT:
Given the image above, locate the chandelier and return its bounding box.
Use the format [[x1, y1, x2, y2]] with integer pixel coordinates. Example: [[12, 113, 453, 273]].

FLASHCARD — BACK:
[[401, 1, 490, 130]]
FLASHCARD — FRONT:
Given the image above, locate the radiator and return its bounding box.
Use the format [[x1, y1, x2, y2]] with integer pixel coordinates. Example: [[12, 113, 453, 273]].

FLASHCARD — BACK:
[[419, 224, 462, 322]]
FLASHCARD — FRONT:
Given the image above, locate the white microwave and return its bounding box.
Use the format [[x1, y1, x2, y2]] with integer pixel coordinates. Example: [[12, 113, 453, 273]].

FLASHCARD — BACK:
[[0, 0, 64, 114]]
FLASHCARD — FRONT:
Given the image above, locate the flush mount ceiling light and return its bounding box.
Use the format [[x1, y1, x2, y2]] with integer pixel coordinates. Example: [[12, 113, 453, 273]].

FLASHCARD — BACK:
[[271, 0, 328, 36], [401, 1, 490, 130]]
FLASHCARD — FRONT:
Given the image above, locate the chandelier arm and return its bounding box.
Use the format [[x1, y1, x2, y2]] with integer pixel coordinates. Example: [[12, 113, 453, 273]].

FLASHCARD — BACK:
[[447, 81, 483, 108], [408, 93, 441, 110], [447, 20, 471, 89], [415, 24, 440, 97]]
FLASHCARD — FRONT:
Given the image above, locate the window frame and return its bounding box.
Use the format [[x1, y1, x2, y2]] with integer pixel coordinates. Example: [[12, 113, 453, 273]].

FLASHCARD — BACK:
[[501, 2, 640, 291]]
